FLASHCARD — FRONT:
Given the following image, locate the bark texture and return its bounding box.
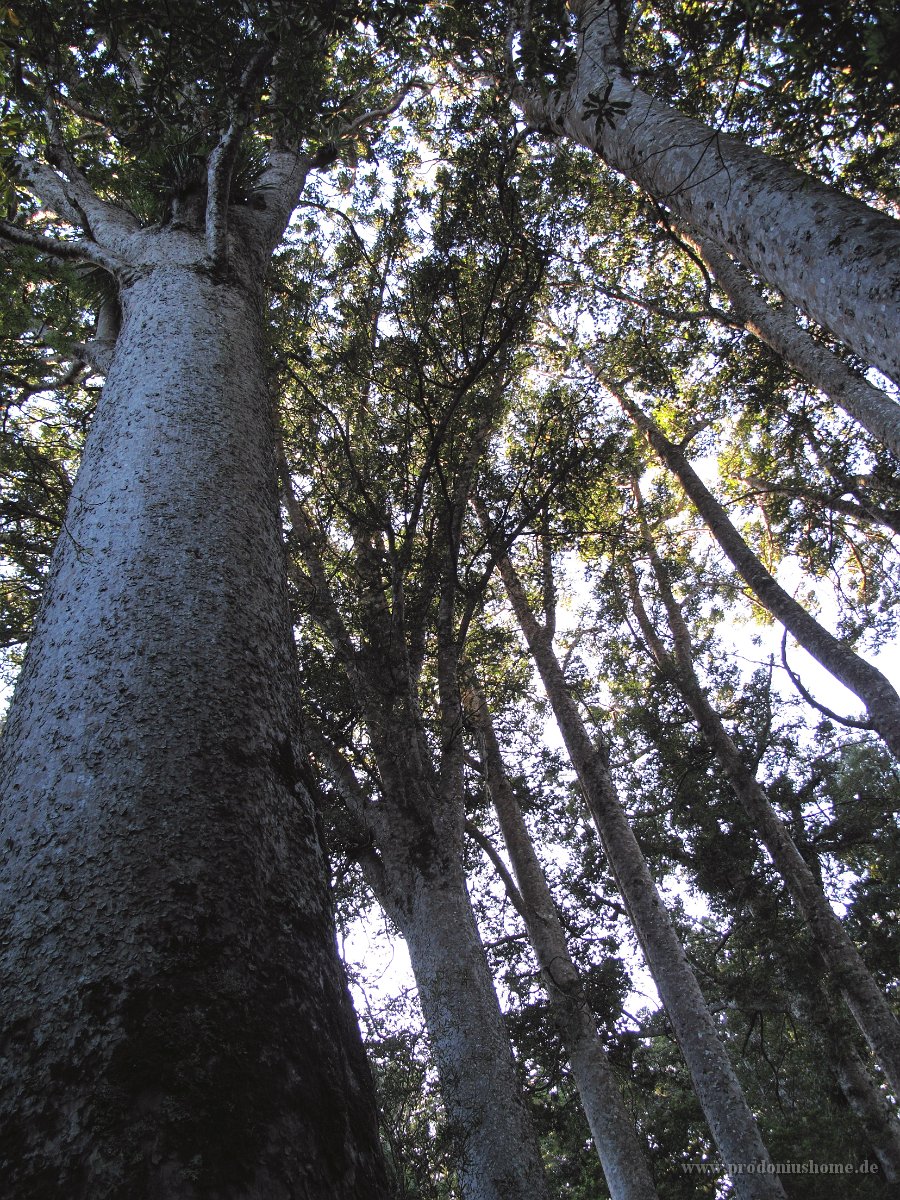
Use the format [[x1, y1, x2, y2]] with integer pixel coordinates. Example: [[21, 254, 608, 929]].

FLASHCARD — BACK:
[[479, 508, 786, 1200], [626, 527, 900, 1098], [284, 396, 553, 1196], [516, 0, 900, 384], [373, 817, 553, 1200], [790, 985, 900, 1182], [0, 244, 387, 1197], [304, 677, 553, 1200], [465, 682, 659, 1200], [621, 394, 900, 760], [692, 234, 900, 458]]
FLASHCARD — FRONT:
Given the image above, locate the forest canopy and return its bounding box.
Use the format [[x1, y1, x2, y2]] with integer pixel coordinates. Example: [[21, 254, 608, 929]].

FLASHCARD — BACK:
[[1, 2, 898, 1198]]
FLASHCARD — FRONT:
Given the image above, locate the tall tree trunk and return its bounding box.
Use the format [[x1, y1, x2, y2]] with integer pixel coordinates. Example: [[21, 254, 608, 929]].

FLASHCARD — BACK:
[[789, 983, 900, 1182], [376, 845, 553, 1200], [464, 680, 660, 1200], [689, 232, 900, 458], [313, 716, 553, 1200], [625, 520, 900, 1097], [283, 356, 552, 1200], [0, 257, 387, 1198], [476, 504, 786, 1200], [617, 389, 900, 760], [514, 0, 900, 384]]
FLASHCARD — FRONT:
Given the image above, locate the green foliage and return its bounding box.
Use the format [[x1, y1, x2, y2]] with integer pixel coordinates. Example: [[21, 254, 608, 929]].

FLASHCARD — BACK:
[[2, 2, 899, 1191], [627, 0, 900, 199], [0, 247, 98, 676], [0, 6, 26, 215], [3, 0, 430, 231], [355, 988, 461, 1200]]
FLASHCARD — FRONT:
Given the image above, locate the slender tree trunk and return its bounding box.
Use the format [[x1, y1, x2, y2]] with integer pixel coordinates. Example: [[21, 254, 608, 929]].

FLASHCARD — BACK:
[[690, 233, 900, 458], [0, 257, 387, 1197], [320, 707, 553, 1200], [515, 0, 900, 384], [465, 681, 660, 1200], [376, 846, 553, 1200], [626, 525, 900, 1097], [283, 347, 552, 1199], [789, 984, 900, 1182], [618, 391, 900, 760], [477, 509, 786, 1200]]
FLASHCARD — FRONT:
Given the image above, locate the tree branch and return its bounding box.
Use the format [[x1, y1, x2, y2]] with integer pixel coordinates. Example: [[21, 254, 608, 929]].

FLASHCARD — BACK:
[[302, 722, 388, 896], [12, 158, 83, 226], [623, 556, 672, 673], [688, 229, 900, 459], [465, 818, 528, 919], [252, 81, 427, 257], [339, 80, 429, 138], [780, 632, 874, 731], [206, 45, 275, 266], [73, 293, 121, 374], [39, 99, 141, 244], [251, 150, 316, 255], [0, 218, 125, 276], [609, 376, 900, 757]]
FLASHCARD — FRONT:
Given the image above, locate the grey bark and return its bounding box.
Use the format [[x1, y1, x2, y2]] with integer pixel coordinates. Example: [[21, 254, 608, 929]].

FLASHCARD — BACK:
[[318, 717, 554, 1200], [515, 0, 900, 384], [626, 517, 900, 1098], [361, 738, 555, 1200], [790, 984, 900, 1182], [279, 287, 554, 1197], [290, 523, 553, 1200], [477, 503, 787, 1200], [691, 233, 900, 458], [618, 390, 900, 760], [464, 680, 660, 1200], [0, 231, 388, 1195], [378, 851, 553, 1200]]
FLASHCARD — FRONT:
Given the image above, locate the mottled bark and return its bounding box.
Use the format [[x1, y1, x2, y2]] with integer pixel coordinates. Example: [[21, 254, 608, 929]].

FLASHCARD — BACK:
[[374, 824, 553, 1200], [692, 233, 900, 458], [465, 682, 659, 1200], [477, 506, 786, 1200], [308, 682, 552, 1200], [0, 241, 387, 1197], [359, 671, 551, 1200], [283, 339, 552, 1200], [626, 524, 900, 1098], [515, 0, 900, 384], [618, 392, 900, 759], [790, 985, 900, 1182]]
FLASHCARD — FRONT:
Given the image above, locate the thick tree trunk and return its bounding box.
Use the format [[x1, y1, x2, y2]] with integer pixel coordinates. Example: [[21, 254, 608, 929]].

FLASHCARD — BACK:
[[692, 234, 900, 458], [0, 258, 387, 1197], [466, 683, 659, 1200], [377, 851, 552, 1200], [479, 518, 786, 1200], [621, 394, 900, 760], [627, 535, 900, 1097], [515, 0, 900, 384]]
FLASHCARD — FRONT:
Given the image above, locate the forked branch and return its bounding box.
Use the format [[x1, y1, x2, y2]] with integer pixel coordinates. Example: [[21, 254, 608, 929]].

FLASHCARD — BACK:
[[206, 45, 275, 266]]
